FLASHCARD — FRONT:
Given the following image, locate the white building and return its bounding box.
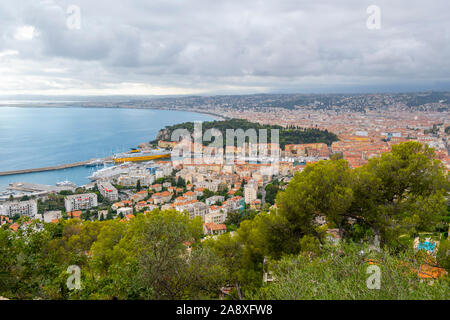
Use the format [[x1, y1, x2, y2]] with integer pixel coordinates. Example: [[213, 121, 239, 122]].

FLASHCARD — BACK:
[[205, 206, 227, 224], [176, 201, 209, 221], [244, 183, 258, 204], [117, 169, 155, 187], [0, 200, 38, 218], [97, 181, 119, 202], [195, 180, 222, 192], [64, 193, 98, 212], [155, 165, 173, 179], [117, 207, 133, 216], [42, 210, 62, 223], [189, 202, 209, 220], [205, 195, 225, 206]]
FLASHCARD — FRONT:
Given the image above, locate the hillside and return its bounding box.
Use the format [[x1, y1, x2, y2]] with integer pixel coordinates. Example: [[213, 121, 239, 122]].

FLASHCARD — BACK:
[[153, 119, 338, 148]]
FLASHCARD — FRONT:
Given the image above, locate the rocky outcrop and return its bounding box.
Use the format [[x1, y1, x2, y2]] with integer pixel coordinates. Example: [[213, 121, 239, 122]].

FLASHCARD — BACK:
[[155, 128, 172, 141]]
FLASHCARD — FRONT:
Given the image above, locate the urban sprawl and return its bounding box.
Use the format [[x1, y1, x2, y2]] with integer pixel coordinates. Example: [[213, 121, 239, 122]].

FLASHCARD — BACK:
[[1, 92, 449, 243]]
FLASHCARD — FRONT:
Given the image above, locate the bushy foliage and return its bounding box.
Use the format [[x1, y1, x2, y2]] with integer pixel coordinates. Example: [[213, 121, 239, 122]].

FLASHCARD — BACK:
[[0, 210, 227, 300], [249, 243, 450, 300]]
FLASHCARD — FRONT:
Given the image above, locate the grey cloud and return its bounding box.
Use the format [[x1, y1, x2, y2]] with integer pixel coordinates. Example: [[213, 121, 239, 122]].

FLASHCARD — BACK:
[[0, 0, 449, 94]]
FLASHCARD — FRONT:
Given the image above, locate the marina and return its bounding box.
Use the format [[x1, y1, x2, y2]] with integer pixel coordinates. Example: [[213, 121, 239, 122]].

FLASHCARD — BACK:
[[0, 181, 77, 201], [0, 107, 215, 191]]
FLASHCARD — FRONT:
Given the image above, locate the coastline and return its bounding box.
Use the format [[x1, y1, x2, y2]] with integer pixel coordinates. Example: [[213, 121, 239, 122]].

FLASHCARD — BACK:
[[0, 106, 219, 191], [0, 103, 227, 121]]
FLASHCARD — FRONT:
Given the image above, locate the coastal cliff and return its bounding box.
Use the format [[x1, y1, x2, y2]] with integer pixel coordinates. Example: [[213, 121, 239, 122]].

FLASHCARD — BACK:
[[155, 128, 172, 141]]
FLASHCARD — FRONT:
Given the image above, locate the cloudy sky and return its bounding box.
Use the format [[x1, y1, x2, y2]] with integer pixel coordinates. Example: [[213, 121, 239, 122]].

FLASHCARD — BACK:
[[0, 0, 449, 96]]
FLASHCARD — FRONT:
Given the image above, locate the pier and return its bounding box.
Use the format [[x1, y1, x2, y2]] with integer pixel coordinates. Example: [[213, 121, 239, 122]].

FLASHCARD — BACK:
[[0, 160, 92, 177]]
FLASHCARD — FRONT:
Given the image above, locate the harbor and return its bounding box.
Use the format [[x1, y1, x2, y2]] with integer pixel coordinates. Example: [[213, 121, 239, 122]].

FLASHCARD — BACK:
[[0, 147, 171, 177], [0, 106, 215, 192]]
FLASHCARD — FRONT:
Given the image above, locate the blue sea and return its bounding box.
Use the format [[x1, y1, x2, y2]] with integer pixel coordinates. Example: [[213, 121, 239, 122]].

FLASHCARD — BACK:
[[0, 107, 215, 191]]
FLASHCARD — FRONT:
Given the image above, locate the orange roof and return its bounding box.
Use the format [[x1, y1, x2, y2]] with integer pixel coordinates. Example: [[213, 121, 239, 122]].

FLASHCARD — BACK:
[[204, 222, 227, 231], [69, 211, 82, 218], [417, 264, 448, 279]]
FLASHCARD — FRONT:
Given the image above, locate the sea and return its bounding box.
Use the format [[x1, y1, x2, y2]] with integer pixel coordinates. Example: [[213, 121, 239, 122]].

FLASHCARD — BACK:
[[0, 106, 215, 191]]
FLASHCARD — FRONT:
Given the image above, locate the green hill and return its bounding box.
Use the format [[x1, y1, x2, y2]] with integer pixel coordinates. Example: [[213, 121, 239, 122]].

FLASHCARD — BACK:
[[153, 118, 338, 148]]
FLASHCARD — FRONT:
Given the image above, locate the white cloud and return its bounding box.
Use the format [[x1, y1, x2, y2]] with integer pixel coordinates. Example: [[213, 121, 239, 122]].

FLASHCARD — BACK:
[[13, 25, 36, 40], [0, 50, 19, 57]]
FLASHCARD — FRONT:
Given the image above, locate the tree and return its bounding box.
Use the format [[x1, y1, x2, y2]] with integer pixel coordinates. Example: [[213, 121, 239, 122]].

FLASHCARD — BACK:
[[136, 180, 142, 192], [276, 142, 449, 249], [109, 210, 225, 299], [330, 152, 344, 161], [264, 183, 280, 205], [276, 158, 353, 250], [348, 142, 448, 247], [204, 232, 247, 299], [176, 177, 186, 188], [202, 189, 214, 199]]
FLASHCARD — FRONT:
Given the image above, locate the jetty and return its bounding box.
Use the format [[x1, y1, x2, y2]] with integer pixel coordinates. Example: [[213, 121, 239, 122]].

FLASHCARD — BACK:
[[0, 160, 91, 177]]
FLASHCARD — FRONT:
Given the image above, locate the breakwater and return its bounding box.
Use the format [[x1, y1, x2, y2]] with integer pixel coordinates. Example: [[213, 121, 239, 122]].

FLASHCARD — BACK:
[[0, 161, 92, 176]]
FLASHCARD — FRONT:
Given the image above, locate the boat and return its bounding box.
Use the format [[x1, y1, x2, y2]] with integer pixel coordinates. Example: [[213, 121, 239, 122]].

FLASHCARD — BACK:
[[85, 159, 104, 167], [113, 148, 170, 163], [56, 180, 77, 188], [88, 162, 134, 181]]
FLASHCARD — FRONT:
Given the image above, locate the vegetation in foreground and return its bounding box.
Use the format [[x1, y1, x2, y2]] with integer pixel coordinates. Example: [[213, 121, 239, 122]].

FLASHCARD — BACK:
[[0, 142, 448, 300]]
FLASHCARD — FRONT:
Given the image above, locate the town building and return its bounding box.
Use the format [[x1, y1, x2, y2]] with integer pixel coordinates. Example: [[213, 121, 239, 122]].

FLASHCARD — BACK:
[[203, 222, 227, 235], [117, 207, 133, 216], [244, 182, 258, 204], [97, 181, 119, 202], [42, 210, 62, 223], [64, 193, 98, 212], [0, 200, 38, 218], [205, 195, 225, 205]]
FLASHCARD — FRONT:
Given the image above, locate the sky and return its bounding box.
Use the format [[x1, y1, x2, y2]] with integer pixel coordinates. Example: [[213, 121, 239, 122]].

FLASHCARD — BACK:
[[0, 0, 449, 96]]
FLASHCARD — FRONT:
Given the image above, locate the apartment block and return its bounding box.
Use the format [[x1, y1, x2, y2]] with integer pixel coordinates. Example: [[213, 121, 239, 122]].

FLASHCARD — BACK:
[[64, 193, 98, 212], [0, 200, 38, 218], [97, 181, 118, 202]]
